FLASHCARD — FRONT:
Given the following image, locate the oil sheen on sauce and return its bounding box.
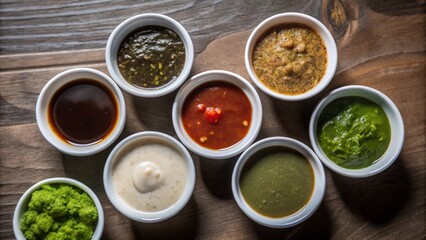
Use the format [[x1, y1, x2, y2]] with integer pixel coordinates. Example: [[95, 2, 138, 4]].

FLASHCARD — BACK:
[[48, 79, 118, 145], [112, 140, 188, 212], [181, 81, 252, 150]]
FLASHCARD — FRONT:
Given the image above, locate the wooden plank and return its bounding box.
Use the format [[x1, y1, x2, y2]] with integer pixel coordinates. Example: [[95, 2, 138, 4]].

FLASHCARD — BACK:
[[0, 49, 105, 71], [0, 0, 320, 55]]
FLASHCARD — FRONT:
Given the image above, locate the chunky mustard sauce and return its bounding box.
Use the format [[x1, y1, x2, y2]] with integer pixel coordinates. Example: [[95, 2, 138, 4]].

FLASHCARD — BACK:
[[253, 24, 327, 95]]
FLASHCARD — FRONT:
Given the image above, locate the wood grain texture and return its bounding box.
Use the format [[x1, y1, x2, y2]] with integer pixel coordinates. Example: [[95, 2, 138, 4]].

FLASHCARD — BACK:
[[0, 0, 319, 55], [1, 0, 425, 239]]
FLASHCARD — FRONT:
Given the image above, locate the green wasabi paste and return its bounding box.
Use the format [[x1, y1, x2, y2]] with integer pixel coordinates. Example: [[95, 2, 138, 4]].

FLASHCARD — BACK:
[[20, 183, 98, 240], [317, 96, 391, 169]]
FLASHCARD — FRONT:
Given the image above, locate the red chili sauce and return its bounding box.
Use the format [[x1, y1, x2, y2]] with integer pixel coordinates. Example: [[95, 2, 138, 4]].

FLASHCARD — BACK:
[[182, 81, 252, 150]]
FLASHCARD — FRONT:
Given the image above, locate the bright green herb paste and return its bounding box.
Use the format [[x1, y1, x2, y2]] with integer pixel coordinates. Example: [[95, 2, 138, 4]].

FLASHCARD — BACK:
[[240, 147, 314, 218], [317, 96, 391, 169], [20, 184, 98, 240]]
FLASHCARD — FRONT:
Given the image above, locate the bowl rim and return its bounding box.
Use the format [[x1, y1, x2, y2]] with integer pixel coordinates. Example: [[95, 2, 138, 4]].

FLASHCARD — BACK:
[[231, 136, 326, 228], [245, 12, 338, 101], [172, 69, 263, 159], [13, 177, 105, 240], [309, 85, 405, 178], [103, 131, 196, 223], [35, 67, 126, 156], [105, 13, 194, 98]]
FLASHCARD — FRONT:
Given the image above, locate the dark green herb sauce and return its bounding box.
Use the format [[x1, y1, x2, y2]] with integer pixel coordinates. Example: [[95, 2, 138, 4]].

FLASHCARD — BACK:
[[117, 26, 185, 89]]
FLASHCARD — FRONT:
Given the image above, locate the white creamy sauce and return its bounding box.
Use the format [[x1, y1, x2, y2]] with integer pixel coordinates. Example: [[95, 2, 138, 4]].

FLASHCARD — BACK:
[[112, 142, 188, 212], [133, 161, 165, 193]]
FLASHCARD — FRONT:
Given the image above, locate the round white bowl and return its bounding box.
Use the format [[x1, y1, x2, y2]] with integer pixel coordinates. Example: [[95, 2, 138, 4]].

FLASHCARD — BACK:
[[172, 70, 263, 159], [232, 137, 326, 228], [105, 13, 194, 98], [103, 131, 196, 223], [36, 68, 126, 156], [309, 85, 405, 178], [245, 12, 338, 101], [13, 177, 104, 240]]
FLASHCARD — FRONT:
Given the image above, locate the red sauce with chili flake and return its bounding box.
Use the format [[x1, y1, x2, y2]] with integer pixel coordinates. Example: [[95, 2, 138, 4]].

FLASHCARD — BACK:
[[182, 81, 252, 150]]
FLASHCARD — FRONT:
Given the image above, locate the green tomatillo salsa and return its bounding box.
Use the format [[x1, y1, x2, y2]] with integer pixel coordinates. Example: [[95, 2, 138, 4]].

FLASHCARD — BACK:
[[317, 96, 391, 169], [240, 147, 314, 218]]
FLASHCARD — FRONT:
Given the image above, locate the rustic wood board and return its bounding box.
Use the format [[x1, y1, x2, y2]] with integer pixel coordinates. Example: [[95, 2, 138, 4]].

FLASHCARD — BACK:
[[1, 1, 425, 239], [0, 0, 322, 55]]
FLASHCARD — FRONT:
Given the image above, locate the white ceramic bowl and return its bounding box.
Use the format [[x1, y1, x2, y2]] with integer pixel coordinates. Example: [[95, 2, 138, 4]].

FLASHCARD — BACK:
[[103, 131, 196, 223], [172, 70, 263, 159], [245, 12, 338, 101], [105, 13, 194, 98], [232, 137, 326, 228], [36, 68, 126, 156], [309, 85, 404, 178], [13, 177, 104, 240]]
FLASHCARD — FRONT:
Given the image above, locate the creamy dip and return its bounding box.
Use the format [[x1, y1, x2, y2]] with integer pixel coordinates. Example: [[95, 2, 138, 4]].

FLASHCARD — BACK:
[[112, 141, 188, 212]]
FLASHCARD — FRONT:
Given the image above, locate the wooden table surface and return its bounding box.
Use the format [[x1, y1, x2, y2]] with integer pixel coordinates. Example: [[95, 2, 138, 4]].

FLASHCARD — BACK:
[[1, 1, 425, 239]]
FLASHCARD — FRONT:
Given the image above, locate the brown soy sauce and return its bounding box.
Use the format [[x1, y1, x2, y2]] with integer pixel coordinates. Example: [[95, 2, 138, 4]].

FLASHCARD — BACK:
[[48, 79, 118, 145]]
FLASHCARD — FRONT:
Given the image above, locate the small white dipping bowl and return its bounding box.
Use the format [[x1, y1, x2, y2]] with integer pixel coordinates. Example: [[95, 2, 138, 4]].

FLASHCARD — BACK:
[[309, 85, 404, 178], [36, 68, 126, 156], [232, 137, 326, 228], [245, 12, 338, 101], [172, 70, 263, 159], [103, 131, 196, 223], [13, 177, 104, 240], [105, 13, 194, 98]]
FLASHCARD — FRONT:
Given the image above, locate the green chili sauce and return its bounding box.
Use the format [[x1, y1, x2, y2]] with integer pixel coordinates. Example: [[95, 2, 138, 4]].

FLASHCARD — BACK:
[[240, 147, 314, 218], [117, 26, 185, 88], [317, 97, 391, 169]]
